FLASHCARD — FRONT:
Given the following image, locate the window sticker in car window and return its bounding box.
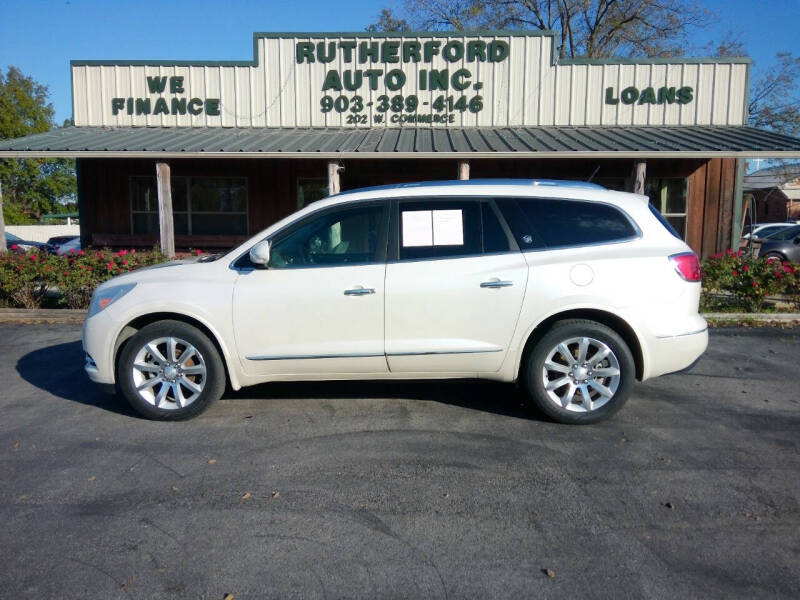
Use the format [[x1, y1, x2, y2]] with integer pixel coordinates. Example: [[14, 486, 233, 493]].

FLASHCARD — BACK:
[[402, 209, 465, 247], [432, 210, 463, 246], [402, 210, 434, 247]]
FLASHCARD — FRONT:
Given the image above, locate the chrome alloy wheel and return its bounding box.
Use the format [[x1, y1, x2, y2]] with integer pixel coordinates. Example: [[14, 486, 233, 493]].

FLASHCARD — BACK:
[[541, 336, 621, 412], [131, 336, 207, 409]]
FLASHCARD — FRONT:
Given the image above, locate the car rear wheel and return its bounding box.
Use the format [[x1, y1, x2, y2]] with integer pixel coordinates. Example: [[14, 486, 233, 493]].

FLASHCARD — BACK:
[[117, 320, 225, 420], [523, 319, 635, 424], [762, 252, 785, 263]]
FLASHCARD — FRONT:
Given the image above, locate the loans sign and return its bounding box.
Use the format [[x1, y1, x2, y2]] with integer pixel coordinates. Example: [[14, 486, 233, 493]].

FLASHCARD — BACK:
[[295, 39, 508, 125]]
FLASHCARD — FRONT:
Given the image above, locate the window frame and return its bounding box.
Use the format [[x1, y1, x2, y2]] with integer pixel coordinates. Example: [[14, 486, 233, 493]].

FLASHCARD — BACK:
[[129, 175, 249, 236], [388, 197, 519, 263], [233, 199, 390, 271], [296, 177, 330, 210], [496, 196, 642, 252], [646, 177, 688, 239]]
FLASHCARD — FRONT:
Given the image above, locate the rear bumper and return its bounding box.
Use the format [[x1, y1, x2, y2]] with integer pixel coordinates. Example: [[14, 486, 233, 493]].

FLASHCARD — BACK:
[[644, 326, 708, 379]]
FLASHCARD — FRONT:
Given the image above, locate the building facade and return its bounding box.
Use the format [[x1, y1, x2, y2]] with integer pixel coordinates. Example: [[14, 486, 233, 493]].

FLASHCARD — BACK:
[[3, 31, 800, 255]]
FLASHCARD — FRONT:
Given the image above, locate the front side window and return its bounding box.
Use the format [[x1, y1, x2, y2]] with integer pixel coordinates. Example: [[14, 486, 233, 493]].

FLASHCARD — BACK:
[[131, 176, 248, 236], [398, 199, 510, 260], [269, 203, 385, 268], [496, 197, 638, 249]]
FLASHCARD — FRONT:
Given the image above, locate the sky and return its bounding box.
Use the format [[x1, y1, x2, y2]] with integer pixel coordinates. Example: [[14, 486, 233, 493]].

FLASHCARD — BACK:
[[1, 0, 799, 125]]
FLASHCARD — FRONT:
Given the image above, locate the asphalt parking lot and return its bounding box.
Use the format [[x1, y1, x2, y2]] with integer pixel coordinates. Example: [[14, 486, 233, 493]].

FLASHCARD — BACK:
[[1, 323, 799, 599]]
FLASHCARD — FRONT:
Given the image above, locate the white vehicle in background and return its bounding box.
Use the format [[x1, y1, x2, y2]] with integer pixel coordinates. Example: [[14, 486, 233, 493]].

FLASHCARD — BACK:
[[54, 236, 81, 255], [82, 179, 707, 424], [741, 222, 798, 240]]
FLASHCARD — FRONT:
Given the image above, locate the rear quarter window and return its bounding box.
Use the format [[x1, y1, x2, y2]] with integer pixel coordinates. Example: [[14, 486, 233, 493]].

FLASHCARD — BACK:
[[497, 197, 638, 249]]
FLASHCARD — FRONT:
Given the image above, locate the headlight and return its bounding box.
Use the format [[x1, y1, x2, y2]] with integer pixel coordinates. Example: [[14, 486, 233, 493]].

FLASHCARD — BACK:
[[87, 283, 136, 318]]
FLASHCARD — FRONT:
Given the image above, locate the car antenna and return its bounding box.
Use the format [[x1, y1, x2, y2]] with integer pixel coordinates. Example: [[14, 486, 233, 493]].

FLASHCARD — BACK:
[[587, 165, 600, 183]]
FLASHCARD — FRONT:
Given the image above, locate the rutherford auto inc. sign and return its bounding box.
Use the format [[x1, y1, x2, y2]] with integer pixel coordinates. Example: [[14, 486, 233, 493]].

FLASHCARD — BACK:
[[71, 31, 749, 129]]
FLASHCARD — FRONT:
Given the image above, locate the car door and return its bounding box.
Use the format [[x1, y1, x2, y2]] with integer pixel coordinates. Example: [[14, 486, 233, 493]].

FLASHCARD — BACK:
[[384, 198, 528, 373], [232, 200, 389, 377]]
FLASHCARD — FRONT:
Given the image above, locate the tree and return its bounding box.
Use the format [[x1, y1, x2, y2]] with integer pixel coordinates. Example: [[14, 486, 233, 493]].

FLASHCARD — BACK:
[[0, 67, 76, 225], [748, 53, 800, 138], [368, 0, 712, 59], [366, 8, 411, 32]]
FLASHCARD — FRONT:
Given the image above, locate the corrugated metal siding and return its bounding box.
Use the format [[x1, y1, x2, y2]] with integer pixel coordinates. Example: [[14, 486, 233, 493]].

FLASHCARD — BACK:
[[70, 33, 750, 129], [3, 126, 800, 157]]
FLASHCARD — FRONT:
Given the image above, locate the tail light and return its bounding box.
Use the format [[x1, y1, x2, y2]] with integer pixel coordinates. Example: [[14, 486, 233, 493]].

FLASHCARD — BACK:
[[669, 252, 702, 282]]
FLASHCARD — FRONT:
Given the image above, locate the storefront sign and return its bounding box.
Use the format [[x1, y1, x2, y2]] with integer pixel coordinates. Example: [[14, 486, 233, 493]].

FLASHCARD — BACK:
[[604, 86, 694, 105], [110, 76, 221, 116], [71, 32, 749, 128], [295, 40, 508, 124]]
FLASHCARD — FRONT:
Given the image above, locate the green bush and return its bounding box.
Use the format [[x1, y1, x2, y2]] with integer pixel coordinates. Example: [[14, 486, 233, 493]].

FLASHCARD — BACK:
[[701, 250, 799, 313], [0, 247, 168, 309]]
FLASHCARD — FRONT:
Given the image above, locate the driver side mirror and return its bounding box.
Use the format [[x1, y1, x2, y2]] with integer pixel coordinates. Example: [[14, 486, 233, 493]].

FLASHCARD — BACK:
[[794, 236, 800, 245], [249, 240, 271, 267]]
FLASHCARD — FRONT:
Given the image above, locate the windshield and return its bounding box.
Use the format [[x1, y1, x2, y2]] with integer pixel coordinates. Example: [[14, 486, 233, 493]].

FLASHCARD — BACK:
[[4, 232, 22, 242], [764, 224, 800, 241]]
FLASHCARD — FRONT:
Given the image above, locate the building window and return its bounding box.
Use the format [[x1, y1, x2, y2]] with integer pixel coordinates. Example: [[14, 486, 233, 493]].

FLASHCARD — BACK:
[[131, 176, 248, 236], [646, 178, 688, 238], [297, 178, 330, 209]]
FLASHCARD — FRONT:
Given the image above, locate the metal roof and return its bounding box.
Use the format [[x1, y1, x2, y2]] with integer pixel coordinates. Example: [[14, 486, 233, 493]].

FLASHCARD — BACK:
[[1, 126, 799, 159]]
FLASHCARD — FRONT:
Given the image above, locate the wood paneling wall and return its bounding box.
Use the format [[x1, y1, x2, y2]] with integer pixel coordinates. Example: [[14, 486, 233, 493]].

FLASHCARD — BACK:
[[686, 157, 736, 256], [79, 156, 736, 255]]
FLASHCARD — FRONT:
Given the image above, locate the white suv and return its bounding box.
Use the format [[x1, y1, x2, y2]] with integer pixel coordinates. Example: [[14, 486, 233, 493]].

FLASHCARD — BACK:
[[83, 179, 707, 424]]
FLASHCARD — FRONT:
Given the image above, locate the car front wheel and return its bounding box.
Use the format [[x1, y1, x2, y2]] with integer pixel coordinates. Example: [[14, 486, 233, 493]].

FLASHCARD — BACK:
[[117, 320, 226, 420], [523, 319, 635, 424]]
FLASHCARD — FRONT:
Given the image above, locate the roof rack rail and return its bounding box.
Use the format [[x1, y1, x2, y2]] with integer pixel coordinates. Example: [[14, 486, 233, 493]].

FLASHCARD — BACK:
[[337, 179, 606, 195]]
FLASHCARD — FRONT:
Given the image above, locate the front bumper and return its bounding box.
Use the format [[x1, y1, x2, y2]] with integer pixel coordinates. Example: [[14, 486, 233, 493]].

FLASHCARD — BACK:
[[82, 309, 117, 385]]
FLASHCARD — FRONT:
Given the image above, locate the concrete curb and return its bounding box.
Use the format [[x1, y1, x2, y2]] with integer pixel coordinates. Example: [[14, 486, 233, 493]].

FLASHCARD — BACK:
[[1, 308, 799, 326], [0, 308, 87, 323], [703, 312, 800, 321]]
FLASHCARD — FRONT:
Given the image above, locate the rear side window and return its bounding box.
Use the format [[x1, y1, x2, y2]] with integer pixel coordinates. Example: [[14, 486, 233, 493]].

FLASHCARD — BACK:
[[497, 197, 638, 249], [398, 199, 511, 260]]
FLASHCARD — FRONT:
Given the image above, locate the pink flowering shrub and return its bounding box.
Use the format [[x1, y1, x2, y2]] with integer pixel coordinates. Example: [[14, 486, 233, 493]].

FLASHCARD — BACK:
[[0, 247, 167, 309], [701, 250, 798, 312]]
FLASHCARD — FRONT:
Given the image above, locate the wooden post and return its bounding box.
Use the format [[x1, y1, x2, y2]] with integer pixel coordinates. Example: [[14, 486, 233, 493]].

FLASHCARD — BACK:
[[327, 160, 341, 195], [631, 160, 646, 197], [156, 162, 175, 259], [0, 180, 6, 253], [457, 160, 470, 180]]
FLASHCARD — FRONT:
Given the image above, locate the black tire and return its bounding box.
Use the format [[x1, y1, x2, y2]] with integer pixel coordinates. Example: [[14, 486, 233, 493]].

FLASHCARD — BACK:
[[117, 320, 226, 420], [762, 252, 785, 263], [523, 319, 635, 425]]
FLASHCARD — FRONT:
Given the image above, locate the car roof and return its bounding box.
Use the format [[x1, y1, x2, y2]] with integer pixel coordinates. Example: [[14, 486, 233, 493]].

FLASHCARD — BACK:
[[313, 178, 645, 213]]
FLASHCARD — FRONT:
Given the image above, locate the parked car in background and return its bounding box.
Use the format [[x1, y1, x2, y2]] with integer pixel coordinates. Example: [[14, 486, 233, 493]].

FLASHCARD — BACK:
[[53, 236, 81, 255], [83, 179, 707, 424], [4, 232, 53, 253], [742, 222, 798, 240], [758, 224, 800, 263], [46, 234, 78, 247]]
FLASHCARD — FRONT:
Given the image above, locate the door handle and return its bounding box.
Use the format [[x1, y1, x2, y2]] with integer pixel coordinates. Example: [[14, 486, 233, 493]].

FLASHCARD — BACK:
[[480, 280, 514, 288], [344, 287, 375, 296]]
